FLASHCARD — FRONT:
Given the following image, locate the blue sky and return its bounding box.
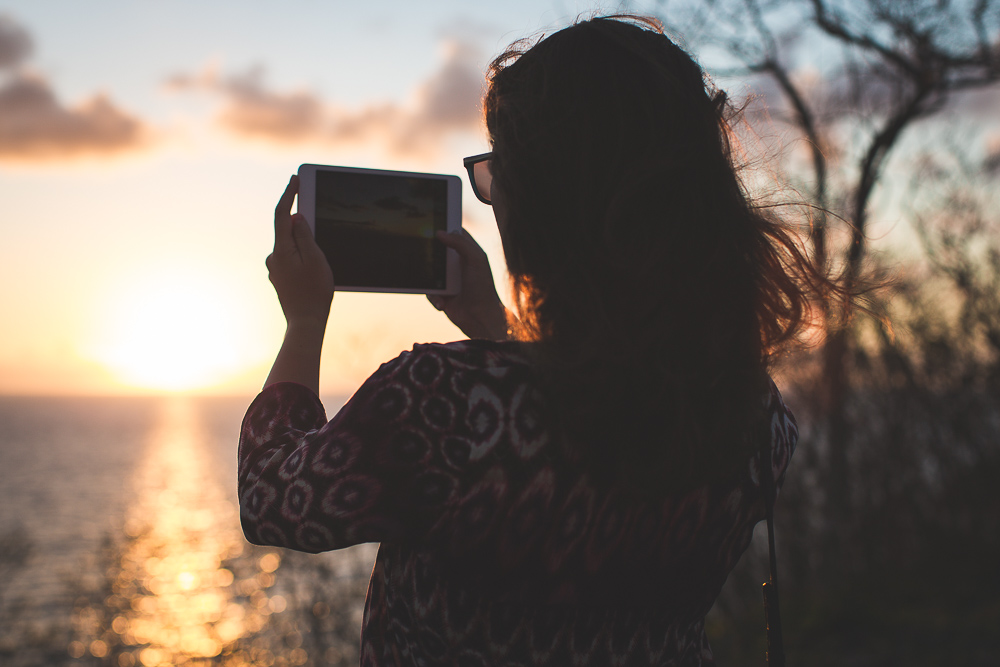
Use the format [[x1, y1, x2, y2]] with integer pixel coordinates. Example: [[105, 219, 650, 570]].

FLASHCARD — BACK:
[[4, 1, 620, 111]]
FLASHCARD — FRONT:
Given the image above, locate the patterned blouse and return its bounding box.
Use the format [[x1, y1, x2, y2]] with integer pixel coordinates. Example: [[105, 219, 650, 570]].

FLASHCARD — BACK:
[[238, 340, 796, 666]]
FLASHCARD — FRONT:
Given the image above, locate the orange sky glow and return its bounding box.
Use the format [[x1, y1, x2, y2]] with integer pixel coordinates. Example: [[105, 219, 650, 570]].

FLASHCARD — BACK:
[[3, 2, 997, 397], [0, 2, 537, 397]]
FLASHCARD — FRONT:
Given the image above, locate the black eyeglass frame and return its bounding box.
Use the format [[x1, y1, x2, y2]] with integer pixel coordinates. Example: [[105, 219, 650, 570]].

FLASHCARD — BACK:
[[463, 152, 493, 205]]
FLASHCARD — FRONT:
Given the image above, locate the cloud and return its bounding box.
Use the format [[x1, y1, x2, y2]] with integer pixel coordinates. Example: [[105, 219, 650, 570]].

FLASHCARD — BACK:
[[0, 14, 149, 162], [950, 85, 1000, 122], [985, 134, 1000, 175], [167, 40, 486, 155], [166, 65, 325, 142], [407, 41, 485, 135], [0, 73, 149, 160], [0, 14, 32, 69]]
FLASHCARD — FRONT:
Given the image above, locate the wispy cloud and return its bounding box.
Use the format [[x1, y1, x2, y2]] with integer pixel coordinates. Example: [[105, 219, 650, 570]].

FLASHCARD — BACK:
[[985, 133, 1000, 174], [0, 14, 149, 162], [0, 14, 32, 68], [166, 65, 325, 142], [166, 40, 486, 155], [0, 74, 149, 160]]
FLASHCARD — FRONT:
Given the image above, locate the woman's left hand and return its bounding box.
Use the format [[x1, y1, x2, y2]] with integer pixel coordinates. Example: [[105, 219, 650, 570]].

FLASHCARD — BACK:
[[427, 229, 510, 340], [266, 175, 335, 327]]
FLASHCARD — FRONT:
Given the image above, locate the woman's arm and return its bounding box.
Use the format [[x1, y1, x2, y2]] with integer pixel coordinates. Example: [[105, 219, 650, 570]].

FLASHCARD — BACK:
[[263, 175, 335, 394], [264, 321, 327, 394], [239, 344, 464, 553]]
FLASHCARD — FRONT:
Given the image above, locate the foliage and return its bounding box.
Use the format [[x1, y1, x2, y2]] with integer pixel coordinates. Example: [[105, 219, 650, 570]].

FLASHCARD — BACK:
[[653, 0, 1000, 662]]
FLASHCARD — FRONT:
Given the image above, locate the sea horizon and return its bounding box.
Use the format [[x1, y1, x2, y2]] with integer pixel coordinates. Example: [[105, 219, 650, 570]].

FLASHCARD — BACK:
[[0, 393, 373, 667]]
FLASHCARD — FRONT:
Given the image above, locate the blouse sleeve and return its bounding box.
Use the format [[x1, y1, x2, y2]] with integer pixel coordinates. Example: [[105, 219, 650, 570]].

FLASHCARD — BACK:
[[237, 346, 469, 553]]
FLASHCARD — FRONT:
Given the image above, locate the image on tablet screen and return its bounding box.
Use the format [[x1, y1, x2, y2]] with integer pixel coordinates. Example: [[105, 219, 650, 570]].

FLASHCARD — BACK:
[[314, 170, 447, 290]]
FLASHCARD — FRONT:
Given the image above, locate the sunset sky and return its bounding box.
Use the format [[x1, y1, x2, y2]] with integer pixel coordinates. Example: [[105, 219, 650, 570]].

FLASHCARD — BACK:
[[0, 0, 639, 397], [2, 1, 997, 397]]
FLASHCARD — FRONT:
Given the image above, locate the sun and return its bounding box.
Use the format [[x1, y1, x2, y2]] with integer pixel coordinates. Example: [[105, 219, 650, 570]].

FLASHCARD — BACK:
[[87, 268, 265, 392]]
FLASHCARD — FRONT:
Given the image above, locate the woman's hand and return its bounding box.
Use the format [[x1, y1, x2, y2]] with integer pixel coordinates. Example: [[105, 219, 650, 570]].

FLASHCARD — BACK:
[[427, 229, 511, 340], [266, 175, 335, 327], [263, 175, 335, 393]]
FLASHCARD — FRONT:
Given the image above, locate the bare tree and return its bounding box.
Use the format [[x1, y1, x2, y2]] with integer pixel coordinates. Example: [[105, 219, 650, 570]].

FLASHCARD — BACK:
[[656, 0, 1000, 553], [653, 1, 1000, 661], [659, 0, 998, 262]]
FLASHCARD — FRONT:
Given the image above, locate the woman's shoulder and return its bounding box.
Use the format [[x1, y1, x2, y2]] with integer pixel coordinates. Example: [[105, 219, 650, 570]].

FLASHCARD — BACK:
[[372, 340, 533, 381], [417, 339, 530, 363]]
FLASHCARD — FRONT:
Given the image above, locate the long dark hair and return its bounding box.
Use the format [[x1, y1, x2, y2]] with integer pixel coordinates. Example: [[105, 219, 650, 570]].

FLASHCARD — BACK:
[[484, 15, 846, 493]]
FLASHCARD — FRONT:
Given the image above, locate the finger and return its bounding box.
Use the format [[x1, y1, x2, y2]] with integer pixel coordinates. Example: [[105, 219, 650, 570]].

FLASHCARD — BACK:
[[435, 228, 485, 260], [274, 175, 298, 252], [291, 216, 322, 259]]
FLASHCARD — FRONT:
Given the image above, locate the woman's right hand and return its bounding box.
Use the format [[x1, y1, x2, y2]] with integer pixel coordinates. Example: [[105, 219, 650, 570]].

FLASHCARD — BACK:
[[266, 175, 335, 328], [263, 175, 334, 392], [427, 229, 511, 341]]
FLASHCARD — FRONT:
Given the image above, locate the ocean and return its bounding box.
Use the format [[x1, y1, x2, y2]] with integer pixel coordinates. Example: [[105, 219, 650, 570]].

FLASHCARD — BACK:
[[0, 394, 377, 667]]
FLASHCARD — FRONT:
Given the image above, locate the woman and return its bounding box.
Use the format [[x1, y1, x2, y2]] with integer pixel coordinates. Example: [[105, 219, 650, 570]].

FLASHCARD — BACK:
[[240, 15, 829, 666]]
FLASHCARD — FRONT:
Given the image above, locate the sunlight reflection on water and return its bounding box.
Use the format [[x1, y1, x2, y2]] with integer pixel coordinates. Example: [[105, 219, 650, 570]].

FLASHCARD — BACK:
[[1, 395, 372, 666], [64, 396, 352, 667], [112, 397, 251, 664], [63, 397, 273, 665]]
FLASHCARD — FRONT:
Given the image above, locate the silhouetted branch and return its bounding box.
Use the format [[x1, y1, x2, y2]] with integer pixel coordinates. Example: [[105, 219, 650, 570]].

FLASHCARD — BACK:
[[657, 2, 1000, 662], [810, 0, 920, 75]]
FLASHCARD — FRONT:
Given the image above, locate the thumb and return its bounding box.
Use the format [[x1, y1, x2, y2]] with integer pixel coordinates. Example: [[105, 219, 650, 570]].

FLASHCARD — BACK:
[[291, 216, 316, 251]]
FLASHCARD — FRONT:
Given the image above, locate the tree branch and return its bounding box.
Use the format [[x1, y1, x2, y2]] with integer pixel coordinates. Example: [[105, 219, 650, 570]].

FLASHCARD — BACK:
[[810, 0, 920, 76], [742, 0, 830, 265], [850, 85, 934, 270]]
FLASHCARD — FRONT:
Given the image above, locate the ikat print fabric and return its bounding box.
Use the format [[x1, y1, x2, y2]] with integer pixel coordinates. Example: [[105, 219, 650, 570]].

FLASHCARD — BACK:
[[238, 340, 797, 666]]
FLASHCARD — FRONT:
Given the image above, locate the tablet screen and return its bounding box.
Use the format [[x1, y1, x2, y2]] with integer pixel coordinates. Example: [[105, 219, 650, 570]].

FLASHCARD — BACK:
[[314, 170, 449, 290]]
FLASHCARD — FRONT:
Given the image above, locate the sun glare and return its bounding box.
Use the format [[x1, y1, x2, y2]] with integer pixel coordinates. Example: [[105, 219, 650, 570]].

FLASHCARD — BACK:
[[87, 269, 265, 392]]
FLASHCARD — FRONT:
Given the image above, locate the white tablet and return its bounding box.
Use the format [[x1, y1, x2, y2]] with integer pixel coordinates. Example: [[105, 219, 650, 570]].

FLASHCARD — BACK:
[[297, 163, 462, 294]]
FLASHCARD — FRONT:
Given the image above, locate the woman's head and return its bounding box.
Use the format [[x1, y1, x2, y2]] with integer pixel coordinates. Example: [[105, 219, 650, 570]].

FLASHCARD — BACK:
[[481, 16, 836, 491], [485, 15, 749, 338]]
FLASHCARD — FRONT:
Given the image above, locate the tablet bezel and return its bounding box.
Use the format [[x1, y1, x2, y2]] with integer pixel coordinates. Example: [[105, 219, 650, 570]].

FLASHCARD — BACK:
[[297, 163, 461, 295]]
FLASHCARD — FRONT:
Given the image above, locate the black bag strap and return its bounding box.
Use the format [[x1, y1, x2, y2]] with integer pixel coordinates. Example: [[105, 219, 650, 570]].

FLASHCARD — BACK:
[[759, 417, 786, 667]]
